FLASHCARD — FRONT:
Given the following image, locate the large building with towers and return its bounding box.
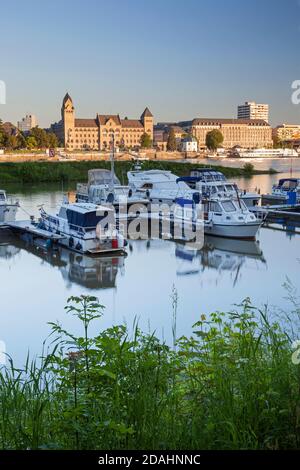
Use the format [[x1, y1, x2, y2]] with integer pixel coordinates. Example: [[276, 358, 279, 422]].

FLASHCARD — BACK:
[[53, 93, 154, 150]]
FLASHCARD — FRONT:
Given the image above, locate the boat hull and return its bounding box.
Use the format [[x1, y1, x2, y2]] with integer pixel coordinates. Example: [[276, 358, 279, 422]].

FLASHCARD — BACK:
[[0, 204, 18, 223], [204, 221, 261, 239]]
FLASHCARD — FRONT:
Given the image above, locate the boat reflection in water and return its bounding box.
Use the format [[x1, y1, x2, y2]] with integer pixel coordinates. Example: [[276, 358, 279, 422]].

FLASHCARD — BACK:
[[0, 231, 125, 289], [0, 235, 21, 260], [59, 250, 125, 289], [175, 236, 266, 285]]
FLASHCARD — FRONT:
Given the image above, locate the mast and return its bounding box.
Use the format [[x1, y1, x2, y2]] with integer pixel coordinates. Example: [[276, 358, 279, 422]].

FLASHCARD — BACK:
[[110, 132, 115, 190]]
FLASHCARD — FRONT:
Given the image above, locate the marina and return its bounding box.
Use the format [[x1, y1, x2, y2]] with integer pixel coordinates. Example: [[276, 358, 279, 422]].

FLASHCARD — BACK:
[[0, 167, 299, 366]]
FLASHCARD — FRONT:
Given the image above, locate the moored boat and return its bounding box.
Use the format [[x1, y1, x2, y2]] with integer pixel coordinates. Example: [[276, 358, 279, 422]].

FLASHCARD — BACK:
[[40, 201, 127, 255], [262, 178, 300, 205], [185, 168, 260, 208], [0, 190, 19, 223]]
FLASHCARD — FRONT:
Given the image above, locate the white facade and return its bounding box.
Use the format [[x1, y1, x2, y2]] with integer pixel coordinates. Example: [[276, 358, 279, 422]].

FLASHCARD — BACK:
[[181, 140, 198, 152], [237, 101, 269, 122], [17, 114, 37, 133]]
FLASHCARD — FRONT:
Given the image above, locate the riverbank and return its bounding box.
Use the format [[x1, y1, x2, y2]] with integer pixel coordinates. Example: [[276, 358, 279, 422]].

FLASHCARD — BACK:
[[0, 160, 275, 184], [0, 295, 298, 450]]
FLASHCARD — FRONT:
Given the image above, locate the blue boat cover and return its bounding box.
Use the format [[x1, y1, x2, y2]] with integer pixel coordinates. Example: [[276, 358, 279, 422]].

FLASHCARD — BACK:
[[175, 198, 194, 207]]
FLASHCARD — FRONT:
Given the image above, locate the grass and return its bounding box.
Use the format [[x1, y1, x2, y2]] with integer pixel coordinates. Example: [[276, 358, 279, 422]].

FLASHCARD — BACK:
[[0, 295, 299, 450], [0, 160, 275, 185]]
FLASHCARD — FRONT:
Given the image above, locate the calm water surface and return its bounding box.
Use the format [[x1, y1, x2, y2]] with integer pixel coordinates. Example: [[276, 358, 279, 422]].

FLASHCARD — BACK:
[[0, 169, 300, 364]]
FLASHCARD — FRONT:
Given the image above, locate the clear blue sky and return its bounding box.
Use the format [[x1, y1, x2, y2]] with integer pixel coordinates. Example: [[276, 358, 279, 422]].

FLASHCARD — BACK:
[[1, 0, 300, 127]]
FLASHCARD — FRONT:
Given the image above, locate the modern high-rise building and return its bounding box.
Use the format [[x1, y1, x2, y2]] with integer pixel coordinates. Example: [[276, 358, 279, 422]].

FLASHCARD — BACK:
[[237, 101, 269, 123], [17, 114, 37, 133]]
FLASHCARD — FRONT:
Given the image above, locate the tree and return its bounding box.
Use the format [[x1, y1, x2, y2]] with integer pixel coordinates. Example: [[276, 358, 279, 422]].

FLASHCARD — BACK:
[[4, 134, 18, 150], [47, 132, 58, 148], [26, 135, 38, 150], [16, 133, 26, 149], [0, 119, 5, 147], [167, 128, 177, 151], [272, 135, 283, 149], [29, 126, 49, 148], [140, 132, 152, 148], [205, 129, 224, 151]]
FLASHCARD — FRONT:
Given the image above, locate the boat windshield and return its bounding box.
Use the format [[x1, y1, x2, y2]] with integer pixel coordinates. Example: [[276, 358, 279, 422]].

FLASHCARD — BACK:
[[210, 201, 222, 212], [221, 200, 236, 212], [281, 180, 297, 191]]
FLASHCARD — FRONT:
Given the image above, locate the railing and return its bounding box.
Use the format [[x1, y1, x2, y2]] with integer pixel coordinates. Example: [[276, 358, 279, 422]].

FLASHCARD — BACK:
[[40, 210, 119, 239]]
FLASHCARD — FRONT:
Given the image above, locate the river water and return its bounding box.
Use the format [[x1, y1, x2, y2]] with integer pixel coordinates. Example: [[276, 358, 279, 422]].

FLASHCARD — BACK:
[[0, 161, 300, 365]]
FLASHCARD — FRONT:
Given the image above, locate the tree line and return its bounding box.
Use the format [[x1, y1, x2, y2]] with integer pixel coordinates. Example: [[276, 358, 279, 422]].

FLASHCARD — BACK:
[[0, 120, 59, 150]]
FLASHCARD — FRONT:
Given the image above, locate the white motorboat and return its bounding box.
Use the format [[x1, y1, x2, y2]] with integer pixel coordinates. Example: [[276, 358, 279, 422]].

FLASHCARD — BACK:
[[0, 190, 19, 223], [40, 201, 127, 255], [76, 169, 148, 211], [202, 196, 261, 239], [185, 168, 260, 208], [262, 178, 300, 205], [127, 169, 201, 205]]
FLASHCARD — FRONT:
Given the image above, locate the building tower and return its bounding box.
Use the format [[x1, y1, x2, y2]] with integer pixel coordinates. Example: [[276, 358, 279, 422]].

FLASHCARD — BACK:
[[140, 107, 154, 141], [61, 93, 75, 147]]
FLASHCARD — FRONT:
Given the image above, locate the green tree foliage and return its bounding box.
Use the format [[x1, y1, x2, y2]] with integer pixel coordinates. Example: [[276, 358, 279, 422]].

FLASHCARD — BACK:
[[167, 128, 177, 151], [47, 132, 58, 148], [0, 119, 5, 147], [243, 163, 255, 176], [0, 295, 299, 449], [29, 127, 49, 148], [26, 135, 38, 150], [140, 132, 152, 148], [205, 129, 224, 151]]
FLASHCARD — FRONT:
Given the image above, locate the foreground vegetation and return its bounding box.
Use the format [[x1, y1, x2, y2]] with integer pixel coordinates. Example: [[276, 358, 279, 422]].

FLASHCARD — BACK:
[[0, 160, 274, 184], [0, 295, 299, 450]]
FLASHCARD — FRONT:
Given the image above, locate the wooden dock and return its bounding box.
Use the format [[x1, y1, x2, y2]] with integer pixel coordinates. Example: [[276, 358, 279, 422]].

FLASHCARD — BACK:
[[250, 204, 300, 223], [2, 220, 65, 241]]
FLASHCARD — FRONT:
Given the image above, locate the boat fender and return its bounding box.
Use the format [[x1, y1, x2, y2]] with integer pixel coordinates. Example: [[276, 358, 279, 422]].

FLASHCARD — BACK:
[[69, 237, 74, 248], [146, 190, 150, 198], [75, 242, 82, 252], [128, 189, 133, 198]]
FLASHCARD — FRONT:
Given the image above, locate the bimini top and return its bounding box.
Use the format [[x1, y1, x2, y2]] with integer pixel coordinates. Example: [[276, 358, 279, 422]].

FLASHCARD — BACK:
[[88, 169, 120, 186], [57, 203, 114, 228], [64, 202, 114, 214], [278, 178, 300, 185]]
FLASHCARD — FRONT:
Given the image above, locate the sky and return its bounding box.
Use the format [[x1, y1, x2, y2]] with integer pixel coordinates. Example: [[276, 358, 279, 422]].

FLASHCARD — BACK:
[[1, 0, 300, 128]]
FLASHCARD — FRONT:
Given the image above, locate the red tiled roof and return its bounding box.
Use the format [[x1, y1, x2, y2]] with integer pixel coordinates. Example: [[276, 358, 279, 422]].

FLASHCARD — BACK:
[[75, 118, 98, 128], [121, 119, 143, 128], [97, 114, 121, 126]]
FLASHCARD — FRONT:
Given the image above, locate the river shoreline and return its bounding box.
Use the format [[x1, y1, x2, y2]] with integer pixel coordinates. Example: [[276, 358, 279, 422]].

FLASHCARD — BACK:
[[0, 160, 277, 185]]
